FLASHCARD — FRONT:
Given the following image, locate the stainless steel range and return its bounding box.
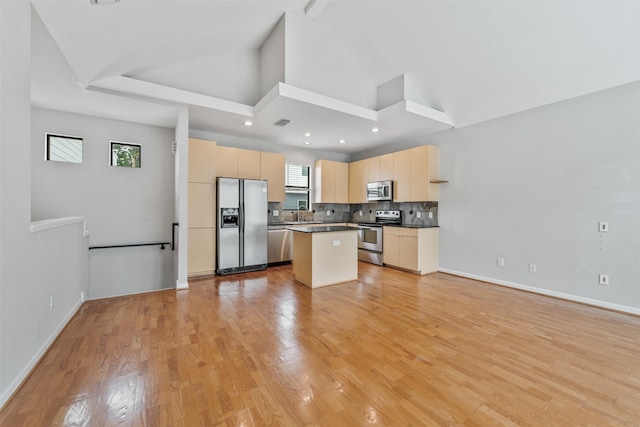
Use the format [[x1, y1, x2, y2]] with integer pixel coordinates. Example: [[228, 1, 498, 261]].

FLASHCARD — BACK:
[[357, 210, 401, 265]]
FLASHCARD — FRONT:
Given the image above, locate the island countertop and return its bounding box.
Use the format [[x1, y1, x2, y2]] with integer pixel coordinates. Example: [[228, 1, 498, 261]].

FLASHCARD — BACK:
[[288, 225, 357, 233]]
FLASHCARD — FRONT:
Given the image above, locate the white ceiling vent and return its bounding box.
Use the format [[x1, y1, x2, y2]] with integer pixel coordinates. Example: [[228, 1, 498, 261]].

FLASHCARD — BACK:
[[274, 119, 291, 127]]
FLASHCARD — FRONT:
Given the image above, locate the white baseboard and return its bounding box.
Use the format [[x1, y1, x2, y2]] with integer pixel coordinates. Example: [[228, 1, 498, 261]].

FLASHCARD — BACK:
[[438, 268, 640, 316], [0, 297, 84, 410], [176, 279, 189, 289]]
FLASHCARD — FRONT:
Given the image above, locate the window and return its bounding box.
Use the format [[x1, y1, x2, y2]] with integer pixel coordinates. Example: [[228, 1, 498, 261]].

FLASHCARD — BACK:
[[46, 134, 83, 163], [284, 164, 310, 210], [110, 141, 141, 168]]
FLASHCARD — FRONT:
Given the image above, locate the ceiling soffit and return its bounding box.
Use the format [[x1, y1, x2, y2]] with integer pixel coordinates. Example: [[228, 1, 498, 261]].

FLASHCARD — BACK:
[[86, 8, 452, 152]]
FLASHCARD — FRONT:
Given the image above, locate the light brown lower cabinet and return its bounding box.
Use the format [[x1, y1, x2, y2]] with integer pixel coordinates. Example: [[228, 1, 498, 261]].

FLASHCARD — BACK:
[[383, 226, 438, 275], [188, 228, 215, 277]]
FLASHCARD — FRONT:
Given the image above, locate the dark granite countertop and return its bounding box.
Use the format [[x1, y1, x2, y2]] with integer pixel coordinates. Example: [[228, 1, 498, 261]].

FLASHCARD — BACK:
[[383, 224, 440, 229], [288, 225, 358, 233], [353, 223, 439, 229]]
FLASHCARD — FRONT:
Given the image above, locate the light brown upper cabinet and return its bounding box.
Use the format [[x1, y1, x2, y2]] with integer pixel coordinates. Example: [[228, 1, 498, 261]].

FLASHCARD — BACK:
[[216, 146, 238, 178], [315, 160, 349, 203], [216, 146, 286, 201], [393, 149, 412, 201], [367, 156, 381, 182], [348, 160, 367, 203], [216, 146, 260, 179], [260, 152, 285, 202], [393, 145, 439, 202], [379, 153, 394, 181], [189, 138, 217, 183], [238, 148, 261, 180]]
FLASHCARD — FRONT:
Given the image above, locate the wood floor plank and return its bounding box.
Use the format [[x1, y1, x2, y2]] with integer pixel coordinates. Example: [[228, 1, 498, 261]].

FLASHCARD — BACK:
[[1, 263, 639, 426]]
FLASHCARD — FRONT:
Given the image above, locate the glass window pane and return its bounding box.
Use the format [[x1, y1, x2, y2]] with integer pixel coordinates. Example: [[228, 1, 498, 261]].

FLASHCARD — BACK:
[[110, 142, 141, 168], [284, 163, 310, 210], [46, 134, 82, 163]]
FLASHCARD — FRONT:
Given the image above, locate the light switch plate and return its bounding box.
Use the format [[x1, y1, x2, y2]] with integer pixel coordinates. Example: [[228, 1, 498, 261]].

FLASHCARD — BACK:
[[599, 222, 608, 232], [273, 210, 279, 217]]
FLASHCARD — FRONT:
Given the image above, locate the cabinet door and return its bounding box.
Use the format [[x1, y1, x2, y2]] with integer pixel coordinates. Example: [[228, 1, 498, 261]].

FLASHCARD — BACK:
[[417, 228, 439, 274], [216, 146, 239, 178], [188, 183, 215, 228], [188, 228, 215, 277], [399, 236, 419, 271], [238, 148, 261, 179], [188, 138, 217, 183], [335, 161, 349, 203], [379, 153, 394, 181], [410, 145, 429, 201], [315, 160, 336, 203], [383, 232, 399, 267], [260, 152, 285, 202], [393, 149, 411, 201], [367, 156, 380, 182], [349, 160, 366, 203]]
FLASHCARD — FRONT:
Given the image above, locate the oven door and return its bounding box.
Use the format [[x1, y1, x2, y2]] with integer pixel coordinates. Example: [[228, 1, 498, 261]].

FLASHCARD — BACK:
[[357, 226, 382, 252]]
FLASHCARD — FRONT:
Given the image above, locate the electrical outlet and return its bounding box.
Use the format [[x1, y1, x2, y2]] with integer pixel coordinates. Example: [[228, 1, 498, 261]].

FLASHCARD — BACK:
[[428, 212, 433, 219], [327, 210, 331, 216], [273, 210, 279, 217], [497, 257, 505, 267], [333, 240, 340, 246], [599, 222, 608, 232], [359, 210, 363, 216], [50, 296, 54, 311], [599, 274, 609, 285], [528, 263, 537, 273], [416, 211, 422, 219]]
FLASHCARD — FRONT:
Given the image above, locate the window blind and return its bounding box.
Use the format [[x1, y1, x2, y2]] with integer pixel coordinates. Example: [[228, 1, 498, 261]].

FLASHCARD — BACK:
[[285, 164, 309, 188]]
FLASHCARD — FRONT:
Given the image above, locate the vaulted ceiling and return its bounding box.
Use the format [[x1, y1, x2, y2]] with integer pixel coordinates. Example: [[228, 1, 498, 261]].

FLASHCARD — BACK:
[[31, 0, 640, 155]]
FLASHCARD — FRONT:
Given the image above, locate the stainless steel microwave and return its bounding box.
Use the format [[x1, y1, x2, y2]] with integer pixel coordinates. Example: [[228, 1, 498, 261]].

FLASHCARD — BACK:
[[366, 180, 393, 201]]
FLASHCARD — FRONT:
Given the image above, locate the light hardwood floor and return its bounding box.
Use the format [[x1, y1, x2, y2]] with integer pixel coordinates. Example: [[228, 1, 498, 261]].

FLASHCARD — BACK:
[[1, 263, 639, 426]]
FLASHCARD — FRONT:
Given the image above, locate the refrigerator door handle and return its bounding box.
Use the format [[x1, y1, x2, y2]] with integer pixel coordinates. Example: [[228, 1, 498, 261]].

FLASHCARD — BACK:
[[239, 203, 244, 267]]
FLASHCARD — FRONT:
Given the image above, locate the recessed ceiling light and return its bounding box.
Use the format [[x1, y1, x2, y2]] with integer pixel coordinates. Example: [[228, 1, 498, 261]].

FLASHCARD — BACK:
[[304, 132, 312, 137], [303, 141, 311, 146], [243, 121, 253, 127], [338, 139, 346, 144], [371, 127, 380, 133]]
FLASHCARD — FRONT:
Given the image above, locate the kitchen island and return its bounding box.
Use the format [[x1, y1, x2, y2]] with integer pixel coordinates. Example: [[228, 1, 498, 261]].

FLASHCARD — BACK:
[[289, 225, 358, 288]]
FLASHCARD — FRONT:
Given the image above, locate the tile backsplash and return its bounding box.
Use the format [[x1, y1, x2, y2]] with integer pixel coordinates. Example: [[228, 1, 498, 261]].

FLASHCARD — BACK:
[[349, 201, 438, 226], [268, 201, 438, 226]]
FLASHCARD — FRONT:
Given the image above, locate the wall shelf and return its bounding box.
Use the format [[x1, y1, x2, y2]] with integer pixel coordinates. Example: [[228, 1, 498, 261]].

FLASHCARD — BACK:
[[430, 180, 449, 184]]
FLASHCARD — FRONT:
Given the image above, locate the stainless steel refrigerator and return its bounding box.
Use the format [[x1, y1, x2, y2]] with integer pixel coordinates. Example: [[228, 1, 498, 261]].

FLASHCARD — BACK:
[[216, 178, 268, 275]]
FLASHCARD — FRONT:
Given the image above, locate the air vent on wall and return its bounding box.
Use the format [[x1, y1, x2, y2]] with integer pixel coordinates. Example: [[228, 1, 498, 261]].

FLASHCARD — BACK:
[[274, 119, 292, 127]]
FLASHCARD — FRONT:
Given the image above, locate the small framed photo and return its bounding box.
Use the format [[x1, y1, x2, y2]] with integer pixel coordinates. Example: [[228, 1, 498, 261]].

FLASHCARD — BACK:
[[110, 141, 141, 168]]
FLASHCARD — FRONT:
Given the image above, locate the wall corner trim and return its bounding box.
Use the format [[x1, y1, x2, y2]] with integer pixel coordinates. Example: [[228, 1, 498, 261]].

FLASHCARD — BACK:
[[176, 280, 189, 289]]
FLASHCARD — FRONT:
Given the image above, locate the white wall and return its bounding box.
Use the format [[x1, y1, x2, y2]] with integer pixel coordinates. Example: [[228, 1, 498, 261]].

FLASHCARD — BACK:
[[433, 82, 640, 312], [283, 10, 377, 109], [31, 108, 176, 299], [1, 1, 88, 408]]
